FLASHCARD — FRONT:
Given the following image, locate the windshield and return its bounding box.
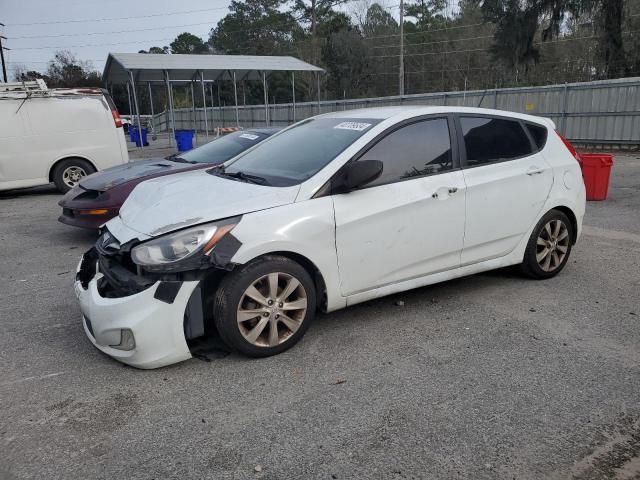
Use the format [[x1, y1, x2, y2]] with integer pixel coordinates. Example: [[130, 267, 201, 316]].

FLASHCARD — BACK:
[[171, 131, 270, 164], [221, 118, 380, 186]]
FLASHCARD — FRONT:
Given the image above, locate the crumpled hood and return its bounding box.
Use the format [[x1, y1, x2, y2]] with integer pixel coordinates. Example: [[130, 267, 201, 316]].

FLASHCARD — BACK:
[[117, 169, 300, 237], [79, 158, 192, 191]]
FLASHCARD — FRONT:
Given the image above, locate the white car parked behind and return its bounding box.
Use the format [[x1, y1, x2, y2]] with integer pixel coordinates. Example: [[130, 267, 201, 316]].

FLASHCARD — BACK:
[[0, 81, 129, 193], [75, 106, 586, 368]]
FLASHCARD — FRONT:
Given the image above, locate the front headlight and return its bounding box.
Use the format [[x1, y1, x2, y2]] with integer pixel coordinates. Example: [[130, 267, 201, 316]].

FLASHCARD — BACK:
[[131, 220, 237, 271]]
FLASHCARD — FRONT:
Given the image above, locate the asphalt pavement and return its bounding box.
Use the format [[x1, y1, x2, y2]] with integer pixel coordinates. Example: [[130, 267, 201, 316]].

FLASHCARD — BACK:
[[1, 153, 639, 480]]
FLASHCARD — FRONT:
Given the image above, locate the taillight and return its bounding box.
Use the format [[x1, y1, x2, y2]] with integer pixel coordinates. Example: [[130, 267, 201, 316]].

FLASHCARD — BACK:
[[111, 109, 123, 128], [556, 131, 580, 161]]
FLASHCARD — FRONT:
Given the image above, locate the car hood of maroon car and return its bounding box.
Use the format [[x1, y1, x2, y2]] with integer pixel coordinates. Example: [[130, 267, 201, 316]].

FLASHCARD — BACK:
[[79, 158, 200, 191]]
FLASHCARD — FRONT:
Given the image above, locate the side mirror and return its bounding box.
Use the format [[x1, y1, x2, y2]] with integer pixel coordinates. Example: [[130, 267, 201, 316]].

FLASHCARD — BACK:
[[335, 160, 383, 193]]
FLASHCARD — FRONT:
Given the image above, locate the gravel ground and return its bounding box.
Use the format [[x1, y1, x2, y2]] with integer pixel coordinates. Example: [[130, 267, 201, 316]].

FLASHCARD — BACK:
[[1, 153, 639, 480]]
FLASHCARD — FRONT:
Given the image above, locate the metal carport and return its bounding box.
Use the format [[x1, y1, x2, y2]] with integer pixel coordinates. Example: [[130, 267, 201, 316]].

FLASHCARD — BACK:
[[102, 52, 324, 149]]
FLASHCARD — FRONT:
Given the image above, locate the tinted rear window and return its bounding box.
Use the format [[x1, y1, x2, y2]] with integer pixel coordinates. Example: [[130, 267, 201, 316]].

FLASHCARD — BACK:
[[460, 116, 533, 166], [526, 122, 548, 150]]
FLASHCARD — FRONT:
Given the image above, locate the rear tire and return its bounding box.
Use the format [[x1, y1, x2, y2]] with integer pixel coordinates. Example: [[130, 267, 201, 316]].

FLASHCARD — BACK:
[[520, 209, 574, 279], [52, 158, 95, 193], [213, 255, 316, 357]]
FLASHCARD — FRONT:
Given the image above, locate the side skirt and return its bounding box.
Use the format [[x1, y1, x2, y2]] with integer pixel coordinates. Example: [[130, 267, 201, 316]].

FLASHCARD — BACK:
[[345, 254, 522, 307]]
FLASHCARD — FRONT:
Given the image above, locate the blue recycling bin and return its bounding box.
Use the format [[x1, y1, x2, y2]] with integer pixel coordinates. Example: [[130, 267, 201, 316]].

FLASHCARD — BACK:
[[130, 126, 149, 147], [175, 130, 195, 152]]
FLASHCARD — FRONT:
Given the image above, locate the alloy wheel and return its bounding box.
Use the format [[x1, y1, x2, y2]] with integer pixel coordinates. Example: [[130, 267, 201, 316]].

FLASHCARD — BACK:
[[536, 219, 570, 272], [62, 166, 87, 188], [236, 272, 308, 347]]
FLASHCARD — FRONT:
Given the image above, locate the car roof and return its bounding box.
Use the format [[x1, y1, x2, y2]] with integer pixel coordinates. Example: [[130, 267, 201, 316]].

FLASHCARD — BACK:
[[246, 127, 282, 135], [319, 106, 552, 127]]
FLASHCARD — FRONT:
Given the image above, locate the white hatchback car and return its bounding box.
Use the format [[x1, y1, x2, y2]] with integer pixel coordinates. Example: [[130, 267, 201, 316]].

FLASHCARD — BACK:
[[75, 107, 586, 368]]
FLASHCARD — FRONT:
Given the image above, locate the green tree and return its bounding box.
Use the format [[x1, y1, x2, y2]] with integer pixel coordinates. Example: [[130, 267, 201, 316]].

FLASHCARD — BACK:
[[208, 0, 302, 55], [139, 46, 169, 54], [170, 32, 209, 54], [322, 28, 371, 98], [45, 51, 102, 88]]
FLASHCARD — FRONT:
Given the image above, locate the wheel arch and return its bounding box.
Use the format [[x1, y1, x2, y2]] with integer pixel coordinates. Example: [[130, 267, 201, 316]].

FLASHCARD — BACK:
[[549, 205, 579, 244], [48, 156, 97, 182], [243, 251, 329, 312]]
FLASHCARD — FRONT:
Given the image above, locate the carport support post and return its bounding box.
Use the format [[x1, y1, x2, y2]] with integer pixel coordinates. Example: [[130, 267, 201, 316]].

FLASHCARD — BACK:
[[147, 82, 154, 127], [262, 71, 269, 127], [217, 81, 223, 131], [129, 71, 144, 151], [316, 72, 321, 114], [209, 82, 216, 132], [200, 72, 209, 138], [164, 70, 176, 148], [190, 82, 197, 145], [232, 71, 239, 127], [291, 72, 296, 123], [126, 82, 132, 117]]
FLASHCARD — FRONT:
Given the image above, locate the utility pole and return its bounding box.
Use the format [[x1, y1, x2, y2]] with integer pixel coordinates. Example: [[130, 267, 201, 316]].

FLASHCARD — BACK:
[[398, 0, 404, 96], [0, 23, 8, 83]]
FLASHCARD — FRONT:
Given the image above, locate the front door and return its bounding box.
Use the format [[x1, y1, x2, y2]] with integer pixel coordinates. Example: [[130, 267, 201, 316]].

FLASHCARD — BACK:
[[333, 117, 467, 296]]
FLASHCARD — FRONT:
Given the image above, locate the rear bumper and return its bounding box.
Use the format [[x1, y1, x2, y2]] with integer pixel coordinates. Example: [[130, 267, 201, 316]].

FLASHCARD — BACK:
[[75, 252, 196, 369]]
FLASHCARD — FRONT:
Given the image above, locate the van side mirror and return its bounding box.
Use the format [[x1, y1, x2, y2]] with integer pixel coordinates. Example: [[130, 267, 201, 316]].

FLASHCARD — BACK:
[[334, 160, 383, 193]]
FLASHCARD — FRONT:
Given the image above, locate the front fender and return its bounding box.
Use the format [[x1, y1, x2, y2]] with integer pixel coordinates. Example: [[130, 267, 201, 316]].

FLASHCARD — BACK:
[[229, 198, 346, 312]]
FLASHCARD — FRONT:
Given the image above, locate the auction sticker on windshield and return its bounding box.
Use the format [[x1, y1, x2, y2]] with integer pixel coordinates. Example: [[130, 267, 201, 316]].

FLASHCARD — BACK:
[[333, 122, 372, 131], [239, 133, 260, 140]]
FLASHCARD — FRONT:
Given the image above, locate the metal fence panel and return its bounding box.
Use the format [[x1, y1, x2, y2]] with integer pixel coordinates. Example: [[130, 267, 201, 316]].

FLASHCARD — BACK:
[[152, 77, 640, 145]]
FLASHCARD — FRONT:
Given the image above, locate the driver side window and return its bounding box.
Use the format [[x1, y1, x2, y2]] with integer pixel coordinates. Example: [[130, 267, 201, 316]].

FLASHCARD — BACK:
[[359, 118, 452, 188]]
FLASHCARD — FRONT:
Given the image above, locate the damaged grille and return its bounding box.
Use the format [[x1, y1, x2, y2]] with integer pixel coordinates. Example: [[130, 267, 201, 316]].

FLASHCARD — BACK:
[[97, 252, 153, 298], [94, 230, 154, 298]]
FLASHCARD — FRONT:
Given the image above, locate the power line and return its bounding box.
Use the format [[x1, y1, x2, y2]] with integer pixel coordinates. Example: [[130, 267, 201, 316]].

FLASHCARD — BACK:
[[368, 30, 640, 59], [10, 21, 220, 40], [8, 0, 359, 50], [6, 5, 233, 27], [365, 22, 485, 40], [372, 34, 494, 49]]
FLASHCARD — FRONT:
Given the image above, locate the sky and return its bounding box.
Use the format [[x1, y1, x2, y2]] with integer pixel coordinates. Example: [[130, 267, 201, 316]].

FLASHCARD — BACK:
[[0, 0, 232, 78]]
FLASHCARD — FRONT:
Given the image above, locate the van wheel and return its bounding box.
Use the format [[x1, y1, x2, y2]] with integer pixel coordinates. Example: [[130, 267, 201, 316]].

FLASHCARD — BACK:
[[520, 209, 574, 279], [52, 158, 95, 193], [213, 255, 316, 357]]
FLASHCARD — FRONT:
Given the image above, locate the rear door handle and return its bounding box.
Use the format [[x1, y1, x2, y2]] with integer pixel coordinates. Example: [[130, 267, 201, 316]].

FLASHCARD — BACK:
[[526, 167, 544, 176], [448, 187, 458, 194]]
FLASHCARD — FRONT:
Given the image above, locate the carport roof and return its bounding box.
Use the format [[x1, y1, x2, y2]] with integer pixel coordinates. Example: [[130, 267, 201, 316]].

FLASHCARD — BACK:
[[103, 52, 324, 84]]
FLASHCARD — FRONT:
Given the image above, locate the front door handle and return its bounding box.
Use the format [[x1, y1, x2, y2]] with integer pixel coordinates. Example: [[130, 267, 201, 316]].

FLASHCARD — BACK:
[[527, 167, 544, 176], [432, 187, 459, 199]]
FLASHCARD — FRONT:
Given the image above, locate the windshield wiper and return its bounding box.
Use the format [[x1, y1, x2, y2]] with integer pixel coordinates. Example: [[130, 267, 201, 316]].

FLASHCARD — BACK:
[[169, 156, 196, 164], [213, 167, 270, 185]]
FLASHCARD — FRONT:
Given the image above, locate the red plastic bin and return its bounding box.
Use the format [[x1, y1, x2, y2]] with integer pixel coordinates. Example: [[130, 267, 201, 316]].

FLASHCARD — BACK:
[[577, 153, 614, 201]]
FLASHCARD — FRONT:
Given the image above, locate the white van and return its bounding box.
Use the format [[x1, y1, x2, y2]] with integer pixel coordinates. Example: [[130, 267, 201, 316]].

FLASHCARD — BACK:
[[0, 80, 129, 193]]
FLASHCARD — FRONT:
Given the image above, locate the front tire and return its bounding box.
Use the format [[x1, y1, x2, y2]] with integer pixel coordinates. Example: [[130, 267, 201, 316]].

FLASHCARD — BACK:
[[521, 209, 574, 279], [52, 158, 95, 193], [213, 255, 316, 357]]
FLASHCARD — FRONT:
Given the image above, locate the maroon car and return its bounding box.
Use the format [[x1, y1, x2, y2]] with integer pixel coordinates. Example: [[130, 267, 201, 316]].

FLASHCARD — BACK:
[[58, 128, 279, 229]]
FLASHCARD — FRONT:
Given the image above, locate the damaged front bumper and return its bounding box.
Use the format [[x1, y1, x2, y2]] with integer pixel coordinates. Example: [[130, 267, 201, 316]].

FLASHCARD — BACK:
[[75, 248, 197, 369]]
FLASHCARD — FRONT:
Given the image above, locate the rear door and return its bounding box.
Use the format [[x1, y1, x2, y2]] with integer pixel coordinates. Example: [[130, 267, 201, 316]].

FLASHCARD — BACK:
[[456, 115, 553, 265], [333, 116, 466, 296]]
